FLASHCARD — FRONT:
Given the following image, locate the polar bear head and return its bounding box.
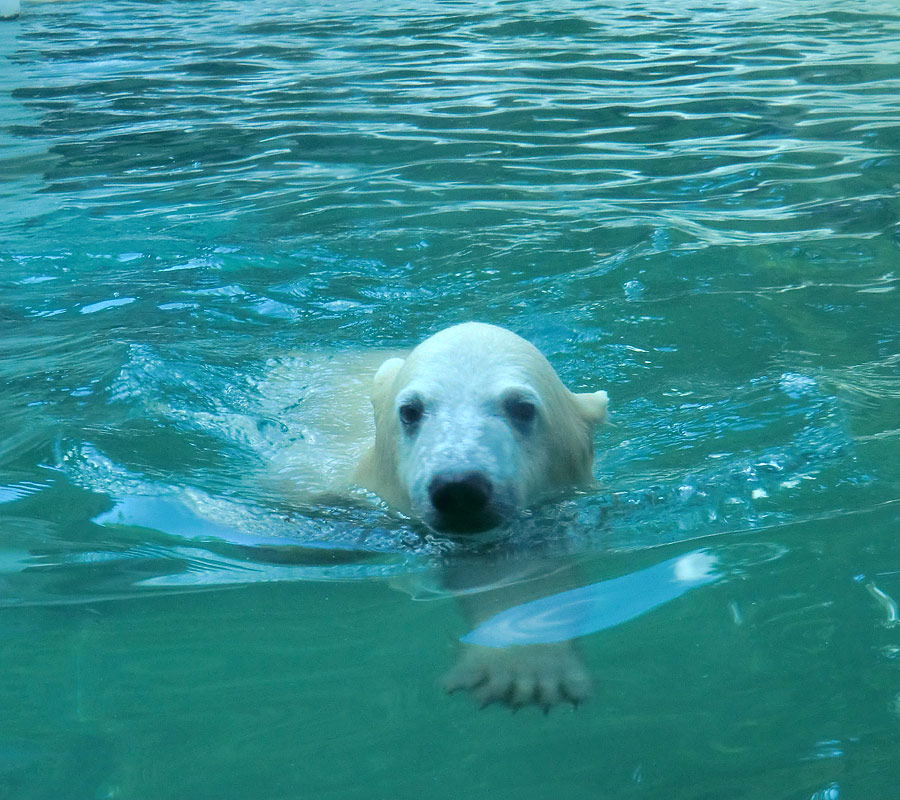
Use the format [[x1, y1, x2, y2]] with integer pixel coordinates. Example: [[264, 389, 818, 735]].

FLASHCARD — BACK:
[[356, 322, 608, 535]]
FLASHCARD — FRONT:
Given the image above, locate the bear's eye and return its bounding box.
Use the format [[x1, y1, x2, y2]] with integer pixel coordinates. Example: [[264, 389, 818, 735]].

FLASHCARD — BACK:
[[503, 394, 537, 430], [398, 397, 424, 428]]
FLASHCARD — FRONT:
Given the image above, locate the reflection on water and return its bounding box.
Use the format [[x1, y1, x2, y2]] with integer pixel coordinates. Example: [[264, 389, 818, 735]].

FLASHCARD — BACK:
[[462, 550, 720, 647], [94, 494, 292, 548]]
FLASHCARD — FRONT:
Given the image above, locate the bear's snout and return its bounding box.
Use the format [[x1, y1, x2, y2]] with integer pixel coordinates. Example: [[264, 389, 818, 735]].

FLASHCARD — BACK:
[[427, 471, 498, 534]]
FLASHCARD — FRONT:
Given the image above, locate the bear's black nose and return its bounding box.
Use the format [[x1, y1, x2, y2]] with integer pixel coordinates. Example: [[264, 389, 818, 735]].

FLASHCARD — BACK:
[[428, 471, 494, 533]]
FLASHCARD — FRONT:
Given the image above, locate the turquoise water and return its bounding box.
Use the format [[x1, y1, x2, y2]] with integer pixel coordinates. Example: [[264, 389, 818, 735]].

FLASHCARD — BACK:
[[2, 0, 900, 796]]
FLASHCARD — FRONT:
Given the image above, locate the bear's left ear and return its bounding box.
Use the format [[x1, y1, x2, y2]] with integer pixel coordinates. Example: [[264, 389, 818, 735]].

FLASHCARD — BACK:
[[572, 389, 608, 425]]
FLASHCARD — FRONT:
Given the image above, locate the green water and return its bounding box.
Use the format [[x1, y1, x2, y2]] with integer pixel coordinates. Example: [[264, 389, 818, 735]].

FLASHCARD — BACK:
[[2, 0, 899, 797]]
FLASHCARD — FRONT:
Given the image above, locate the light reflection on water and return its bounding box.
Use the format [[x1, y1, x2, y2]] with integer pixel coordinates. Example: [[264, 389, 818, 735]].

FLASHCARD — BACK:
[[462, 549, 722, 647]]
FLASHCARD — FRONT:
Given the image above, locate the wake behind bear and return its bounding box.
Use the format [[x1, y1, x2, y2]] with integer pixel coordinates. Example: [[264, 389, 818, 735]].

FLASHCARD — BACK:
[[302, 322, 608, 709]]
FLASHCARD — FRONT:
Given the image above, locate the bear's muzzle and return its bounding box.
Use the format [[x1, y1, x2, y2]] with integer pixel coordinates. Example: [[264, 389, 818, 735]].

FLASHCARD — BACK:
[[427, 470, 503, 534]]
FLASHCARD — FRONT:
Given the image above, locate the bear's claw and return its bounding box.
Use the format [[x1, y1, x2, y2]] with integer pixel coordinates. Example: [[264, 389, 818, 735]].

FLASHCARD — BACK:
[[442, 642, 592, 711]]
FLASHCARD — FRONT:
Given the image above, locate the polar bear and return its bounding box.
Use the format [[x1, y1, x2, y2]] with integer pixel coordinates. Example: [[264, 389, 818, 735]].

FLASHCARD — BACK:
[[355, 322, 608, 533], [353, 322, 609, 709]]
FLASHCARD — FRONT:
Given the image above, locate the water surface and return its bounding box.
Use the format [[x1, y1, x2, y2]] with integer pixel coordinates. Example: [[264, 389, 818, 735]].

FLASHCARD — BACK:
[[1, 1, 899, 798]]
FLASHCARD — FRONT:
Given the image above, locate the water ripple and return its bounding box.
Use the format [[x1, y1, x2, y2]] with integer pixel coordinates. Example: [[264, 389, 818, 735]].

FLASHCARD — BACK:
[[1, 0, 898, 602], [4, 0, 900, 254]]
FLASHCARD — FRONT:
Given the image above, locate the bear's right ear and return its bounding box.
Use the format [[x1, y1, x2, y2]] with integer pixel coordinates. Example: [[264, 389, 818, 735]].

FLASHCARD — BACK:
[[370, 357, 405, 409]]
